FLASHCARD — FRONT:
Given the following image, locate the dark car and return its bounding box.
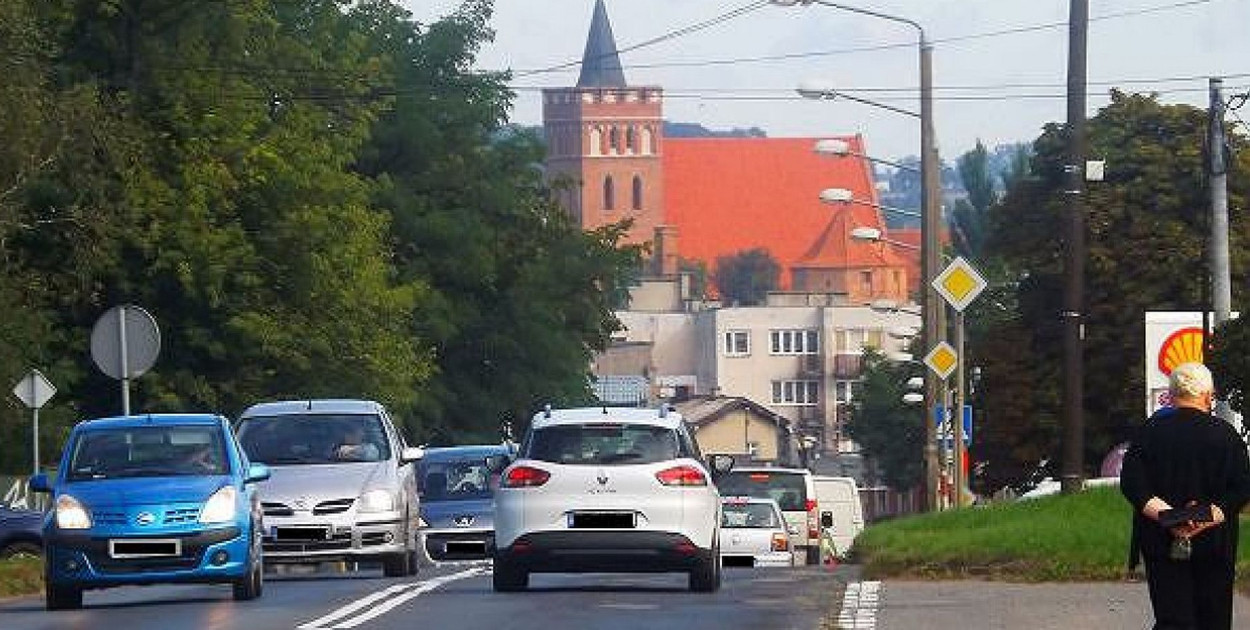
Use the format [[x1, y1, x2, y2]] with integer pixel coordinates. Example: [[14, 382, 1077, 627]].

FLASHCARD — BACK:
[[0, 504, 43, 559], [417, 444, 514, 562]]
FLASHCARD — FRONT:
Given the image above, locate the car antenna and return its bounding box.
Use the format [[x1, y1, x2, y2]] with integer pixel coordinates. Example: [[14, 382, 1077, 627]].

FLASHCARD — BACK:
[[543, 404, 552, 419]]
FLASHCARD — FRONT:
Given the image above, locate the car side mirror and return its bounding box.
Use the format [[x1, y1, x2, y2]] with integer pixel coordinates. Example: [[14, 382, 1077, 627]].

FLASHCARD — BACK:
[[245, 463, 271, 484], [400, 447, 425, 464], [484, 454, 511, 474], [821, 511, 833, 529], [707, 454, 734, 475], [29, 473, 50, 494]]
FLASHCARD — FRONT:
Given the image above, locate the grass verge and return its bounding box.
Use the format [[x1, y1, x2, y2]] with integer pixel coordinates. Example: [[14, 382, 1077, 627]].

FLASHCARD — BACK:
[[0, 557, 42, 598], [853, 487, 1250, 593]]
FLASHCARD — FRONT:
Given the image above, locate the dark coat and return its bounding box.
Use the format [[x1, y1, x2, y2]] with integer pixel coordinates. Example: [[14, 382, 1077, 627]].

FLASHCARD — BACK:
[[1120, 406, 1250, 563]]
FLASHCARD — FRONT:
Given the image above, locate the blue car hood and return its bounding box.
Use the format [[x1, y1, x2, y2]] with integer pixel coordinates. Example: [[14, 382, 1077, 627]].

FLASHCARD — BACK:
[[62, 476, 229, 508], [420, 498, 494, 529]]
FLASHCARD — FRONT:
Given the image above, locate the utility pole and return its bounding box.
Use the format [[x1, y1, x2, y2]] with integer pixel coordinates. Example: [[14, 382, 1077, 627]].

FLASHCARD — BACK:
[[920, 38, 944, 512], [1209, 77, 1234, 423], [1061, 0, 1088, 495]]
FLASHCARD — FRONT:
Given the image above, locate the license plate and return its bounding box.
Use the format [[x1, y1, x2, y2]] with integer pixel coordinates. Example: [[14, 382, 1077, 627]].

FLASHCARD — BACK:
[[109, 539, 181, 559], [274, 526, 332, 541], [568, 512, 635, 529], [445, 541, 488, 554]]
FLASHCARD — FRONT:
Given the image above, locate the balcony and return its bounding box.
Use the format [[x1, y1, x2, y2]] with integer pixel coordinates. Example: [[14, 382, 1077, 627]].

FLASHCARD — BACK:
[[833, 354, 864, 379], [798, 353, 823, 377]]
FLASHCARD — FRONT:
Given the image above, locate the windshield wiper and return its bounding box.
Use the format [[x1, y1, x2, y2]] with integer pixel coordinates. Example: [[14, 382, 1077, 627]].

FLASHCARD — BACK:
[[261, 456, 323, 465]]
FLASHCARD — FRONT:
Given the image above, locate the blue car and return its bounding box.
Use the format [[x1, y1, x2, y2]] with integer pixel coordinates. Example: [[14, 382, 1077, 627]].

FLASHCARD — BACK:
[[0, 504, 43, 559], [30, 414, 270, 610], [418, 444, 514, 562]]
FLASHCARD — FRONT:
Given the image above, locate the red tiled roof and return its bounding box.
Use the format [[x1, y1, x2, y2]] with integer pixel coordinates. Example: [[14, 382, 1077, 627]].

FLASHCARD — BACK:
[[791, 206, 910, 270], [663, 136, 882, 289]]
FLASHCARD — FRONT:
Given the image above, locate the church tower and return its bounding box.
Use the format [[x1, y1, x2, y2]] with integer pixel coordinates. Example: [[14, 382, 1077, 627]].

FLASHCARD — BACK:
[[543, 0, 666, 250]]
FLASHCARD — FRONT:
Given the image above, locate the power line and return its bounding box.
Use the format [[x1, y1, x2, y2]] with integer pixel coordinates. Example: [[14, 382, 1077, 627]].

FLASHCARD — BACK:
[[512, 0, 1217, 76], [513, 1, 769, 79]]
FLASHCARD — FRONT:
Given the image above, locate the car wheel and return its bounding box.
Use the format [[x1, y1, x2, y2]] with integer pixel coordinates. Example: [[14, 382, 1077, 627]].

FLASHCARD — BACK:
[[382, 550, 416, 577], [233, 528, 265, 601], [689, 553, 720, 593], [0, 541, 42, 560], [45, 559, 82, 611], [491, 557, 528, 592]]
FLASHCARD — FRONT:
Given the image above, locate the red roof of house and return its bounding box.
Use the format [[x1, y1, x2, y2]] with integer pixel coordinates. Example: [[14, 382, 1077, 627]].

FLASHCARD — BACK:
[[662, 136, 885, 289]]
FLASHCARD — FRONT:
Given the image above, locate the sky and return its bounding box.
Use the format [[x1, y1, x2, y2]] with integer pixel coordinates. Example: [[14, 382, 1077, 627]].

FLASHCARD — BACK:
[[402, 0, 1250, 162]]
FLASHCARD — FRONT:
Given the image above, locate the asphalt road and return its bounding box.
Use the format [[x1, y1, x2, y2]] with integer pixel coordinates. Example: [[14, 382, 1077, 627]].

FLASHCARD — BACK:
[[0, 563, 846, 630]]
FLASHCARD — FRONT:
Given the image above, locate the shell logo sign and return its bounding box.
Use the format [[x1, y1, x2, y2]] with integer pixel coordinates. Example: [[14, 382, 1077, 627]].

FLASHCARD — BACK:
[[1157, 327, 1206, 376]]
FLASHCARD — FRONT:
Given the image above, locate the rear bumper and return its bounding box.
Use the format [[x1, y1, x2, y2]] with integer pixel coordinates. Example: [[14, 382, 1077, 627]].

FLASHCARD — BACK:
[[422, 528, 494, 561], [496, 531, 712, 573]]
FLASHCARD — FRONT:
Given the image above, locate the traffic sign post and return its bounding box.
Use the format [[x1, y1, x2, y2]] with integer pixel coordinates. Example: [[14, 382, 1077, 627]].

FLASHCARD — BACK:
[[932, 257, 987, 508], [90, 305, 160, 416], [12, 369, 56, 475]]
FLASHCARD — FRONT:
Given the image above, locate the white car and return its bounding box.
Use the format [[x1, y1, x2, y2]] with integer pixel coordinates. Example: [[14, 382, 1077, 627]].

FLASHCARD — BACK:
[[489, 406, 734, 592], [716, 467, 820, 564], [718, 497, 794, 568]]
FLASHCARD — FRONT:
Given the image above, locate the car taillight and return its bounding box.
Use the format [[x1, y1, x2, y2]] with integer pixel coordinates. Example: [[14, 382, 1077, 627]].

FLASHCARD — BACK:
[[655, 465, 707, 487], [771, 533, 789, 552], [502, 465, 550, 488], [807, 499, 819, 539]]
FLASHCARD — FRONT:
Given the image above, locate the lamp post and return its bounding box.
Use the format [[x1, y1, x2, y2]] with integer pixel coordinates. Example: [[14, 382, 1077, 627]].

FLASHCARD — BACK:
[[774, 0, 943, 511], [815, 138, 918, 173]]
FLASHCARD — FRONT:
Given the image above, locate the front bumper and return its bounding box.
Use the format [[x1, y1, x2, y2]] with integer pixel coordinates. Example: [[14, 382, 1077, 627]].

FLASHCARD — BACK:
[[496, 531, 713, 574], [261, 513, 408, 563], [45, 526, 250, 589], [421, 527, 494, 562]]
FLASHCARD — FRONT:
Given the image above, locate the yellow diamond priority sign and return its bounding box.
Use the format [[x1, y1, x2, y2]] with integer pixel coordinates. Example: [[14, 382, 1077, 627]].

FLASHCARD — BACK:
[[933, 256, 987, 312], [924, 342, 959, 380]]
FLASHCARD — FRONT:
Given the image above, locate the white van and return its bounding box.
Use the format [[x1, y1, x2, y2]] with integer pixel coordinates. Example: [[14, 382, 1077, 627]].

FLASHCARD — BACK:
[[716, 467, 819, 564], [812, 476, 864, 560]]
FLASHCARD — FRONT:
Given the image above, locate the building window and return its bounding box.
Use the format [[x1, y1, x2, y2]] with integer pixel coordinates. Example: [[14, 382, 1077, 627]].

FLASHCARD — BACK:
[[626, 127, 636, 153], [723, 330, 750, 356], [589, 127, 602, 156], [632, 176, 643, 210], [603, 176, 615, 210], [860, 270, 874, 293], [609, 127, 620, 153], [865, 329, 884, 349], [834, 380, 857, 404], [642, 127, 654, 155], [770, 329, 819, 355], [834, 329, 866, 354], [771, 380, 820, 406]]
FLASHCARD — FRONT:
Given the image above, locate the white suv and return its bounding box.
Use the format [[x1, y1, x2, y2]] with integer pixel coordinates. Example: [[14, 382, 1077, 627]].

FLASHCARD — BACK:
[[489, 406, 733, 592]]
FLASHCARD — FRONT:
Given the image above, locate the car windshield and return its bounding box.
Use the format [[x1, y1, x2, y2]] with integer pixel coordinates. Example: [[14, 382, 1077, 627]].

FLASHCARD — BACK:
[[722, 502, 782, 529], [67, 426, 228, 481], [237, 413, 391, 465], [525, 423, 680, 466], [420, 460, 495, 502], [717, 471, 809, 511]]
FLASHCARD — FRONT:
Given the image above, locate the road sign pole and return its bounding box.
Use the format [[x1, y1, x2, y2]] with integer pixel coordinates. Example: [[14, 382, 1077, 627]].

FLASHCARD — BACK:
[[953, 310, 966, 507], [32, 406, 40, 476], [119, 305, 130, 416]]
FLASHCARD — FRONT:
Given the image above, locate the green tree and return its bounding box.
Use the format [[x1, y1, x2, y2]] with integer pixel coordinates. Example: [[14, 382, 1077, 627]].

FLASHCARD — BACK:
[[844, 349, 924, 490], [951, 140, 994, 260], [713, 248, 780, 306], [973, 91, 1250, 488]]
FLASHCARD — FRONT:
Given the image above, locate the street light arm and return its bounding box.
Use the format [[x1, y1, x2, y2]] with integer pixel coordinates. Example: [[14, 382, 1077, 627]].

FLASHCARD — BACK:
[[801, 87, 919, 119], [821, 188, 921, 218], [802, 0, 925, 41]]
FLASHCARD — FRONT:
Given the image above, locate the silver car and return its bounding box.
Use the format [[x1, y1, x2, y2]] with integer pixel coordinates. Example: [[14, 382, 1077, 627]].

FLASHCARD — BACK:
[[718, 496, 794, 568], [236, 400, 423, 576]]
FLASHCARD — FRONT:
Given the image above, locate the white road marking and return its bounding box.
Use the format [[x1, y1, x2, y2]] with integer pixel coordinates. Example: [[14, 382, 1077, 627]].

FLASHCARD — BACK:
[[836, 580, 881, 629], [296, 567, 485, 629]]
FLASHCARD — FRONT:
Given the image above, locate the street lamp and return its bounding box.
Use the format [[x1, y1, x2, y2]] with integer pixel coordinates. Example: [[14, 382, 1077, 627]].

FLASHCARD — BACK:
[[772, 0, 943, 511], [851, 226, 920, 251], [826, 190, 921, 219], [814, 138, 918, 173]]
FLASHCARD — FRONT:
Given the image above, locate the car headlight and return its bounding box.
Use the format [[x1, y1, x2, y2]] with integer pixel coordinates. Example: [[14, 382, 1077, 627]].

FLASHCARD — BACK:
[[358, 489, 395, 513], [199, 486, 238, 524], [55, 495, 92, 530]]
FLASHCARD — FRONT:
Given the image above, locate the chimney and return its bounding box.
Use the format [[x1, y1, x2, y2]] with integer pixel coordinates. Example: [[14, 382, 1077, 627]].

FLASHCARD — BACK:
[[653, 225, 679, 276]]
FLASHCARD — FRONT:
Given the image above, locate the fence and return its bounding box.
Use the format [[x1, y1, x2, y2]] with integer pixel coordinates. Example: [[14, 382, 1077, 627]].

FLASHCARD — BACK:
[[860, 485, 920, 523]]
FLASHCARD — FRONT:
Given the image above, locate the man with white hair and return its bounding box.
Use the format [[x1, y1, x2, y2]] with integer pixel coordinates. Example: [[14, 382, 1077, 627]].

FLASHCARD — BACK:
[[1121, 362, 1250, 629]]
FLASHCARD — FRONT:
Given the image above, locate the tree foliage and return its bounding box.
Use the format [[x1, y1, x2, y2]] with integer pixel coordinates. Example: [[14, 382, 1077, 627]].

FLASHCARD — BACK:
[[844, 349, 924, 490], [971, 91, 1250, 491], [712, 248, 780, 306], [0, 0, 640, 472]]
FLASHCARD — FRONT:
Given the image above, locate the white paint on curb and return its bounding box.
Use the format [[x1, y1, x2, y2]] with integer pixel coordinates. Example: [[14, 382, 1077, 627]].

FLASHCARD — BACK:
[[837, 580, 881, 629]]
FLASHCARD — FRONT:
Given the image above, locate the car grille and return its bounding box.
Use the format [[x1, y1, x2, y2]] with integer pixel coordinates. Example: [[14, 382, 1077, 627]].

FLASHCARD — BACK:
[[93, 512, 127, 526], [164, 508, 200, 524], [313, 498, 355, 515], [262, 502, 294, 517], [264, 531, 353, 553]]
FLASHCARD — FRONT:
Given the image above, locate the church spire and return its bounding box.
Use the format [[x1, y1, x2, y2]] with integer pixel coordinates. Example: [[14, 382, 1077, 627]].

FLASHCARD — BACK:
[[577, 0, 627, 88]]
